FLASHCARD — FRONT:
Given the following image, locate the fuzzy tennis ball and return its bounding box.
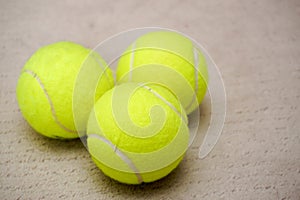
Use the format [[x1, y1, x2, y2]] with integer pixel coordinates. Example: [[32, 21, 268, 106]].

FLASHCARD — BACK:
[[116, 31, 209, 114], [87, 82, 189, 184], [16, 41, 114, 139]]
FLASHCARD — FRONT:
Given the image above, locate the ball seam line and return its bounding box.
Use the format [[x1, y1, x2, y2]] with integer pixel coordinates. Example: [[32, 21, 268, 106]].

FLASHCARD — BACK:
[[23, 69, 77, 134], [185, 48, 200, 112], [142, 85, 187, 124], [88, 133, 143, 184], [129, 42, 136, 81], [193, 47, 199, 97]]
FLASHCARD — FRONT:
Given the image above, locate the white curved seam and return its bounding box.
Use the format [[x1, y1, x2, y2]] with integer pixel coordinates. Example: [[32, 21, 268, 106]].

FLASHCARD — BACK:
[[129, 42, 136, 81], [186, 48, 199, 111], [143, 85, 187, 124], [193, 47, 200, 94], [24, 69, 77, 134], [88, 134, 143, 184]]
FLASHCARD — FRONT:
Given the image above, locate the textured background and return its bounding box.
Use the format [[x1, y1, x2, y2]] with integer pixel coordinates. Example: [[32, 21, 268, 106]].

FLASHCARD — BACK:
[[1, 0, 300, 199]]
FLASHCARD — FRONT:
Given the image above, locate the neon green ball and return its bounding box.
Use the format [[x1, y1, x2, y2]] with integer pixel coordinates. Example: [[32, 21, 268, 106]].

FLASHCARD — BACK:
[[116, 31, 209, 114], [16, 41, 114, 139], [87, 82, 189, 184]]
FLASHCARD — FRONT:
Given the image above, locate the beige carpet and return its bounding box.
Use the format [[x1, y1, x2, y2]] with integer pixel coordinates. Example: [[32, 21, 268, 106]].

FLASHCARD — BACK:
[[1, 0, 299, 199]]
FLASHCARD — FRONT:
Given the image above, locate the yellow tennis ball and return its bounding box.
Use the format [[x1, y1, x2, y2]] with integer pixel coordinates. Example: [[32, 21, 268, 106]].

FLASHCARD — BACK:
[[87, 82, 189, 184], [16, 41, 114, 139], [116, 31, 209, 114]]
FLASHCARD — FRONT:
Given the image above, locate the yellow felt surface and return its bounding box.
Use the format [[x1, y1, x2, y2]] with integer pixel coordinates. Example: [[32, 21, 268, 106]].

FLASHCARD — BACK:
[[116, 31, 208, 114], [1, 0, 299, 199], [16, 42, 114, 138], [86, 83, 189, 184]]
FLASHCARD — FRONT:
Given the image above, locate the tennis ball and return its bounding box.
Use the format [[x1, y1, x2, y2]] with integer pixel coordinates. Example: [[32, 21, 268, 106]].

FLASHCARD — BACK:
[[87, 82, 189, 184], [116, 31, 209, 114], [16, 41, 114, 139]]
